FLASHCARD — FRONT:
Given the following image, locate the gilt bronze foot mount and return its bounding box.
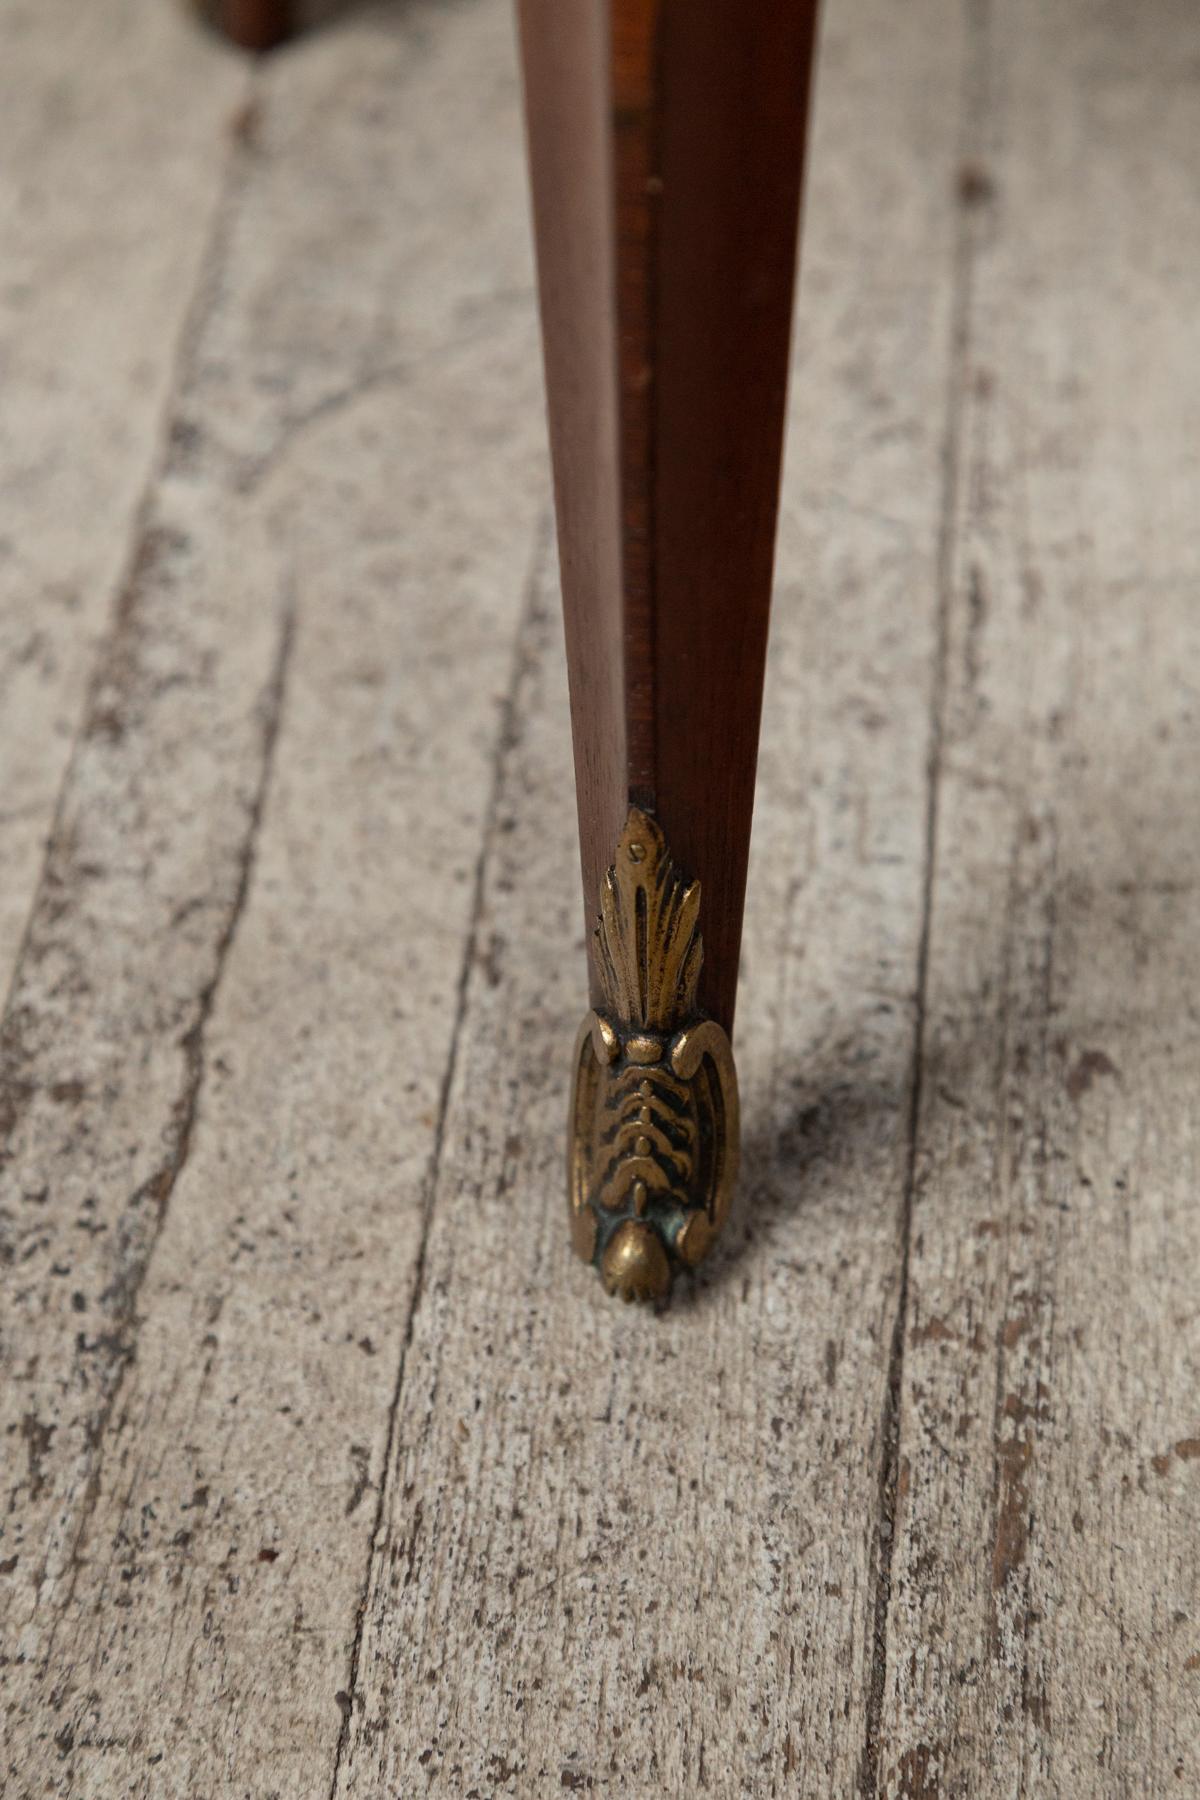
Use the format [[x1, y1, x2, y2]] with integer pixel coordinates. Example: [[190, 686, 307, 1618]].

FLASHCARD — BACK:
[[569, 808, 739, 1303]]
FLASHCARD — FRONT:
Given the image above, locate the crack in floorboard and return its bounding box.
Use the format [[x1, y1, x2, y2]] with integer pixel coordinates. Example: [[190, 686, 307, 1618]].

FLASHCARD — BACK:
[[0, 63, 259, 1047], [2, 75, 282, 1645], [326, 507, 552, 1799], [857, 2, 992, 1792], [3, 90, 291, 1655], [41, 591, 296, 1655]]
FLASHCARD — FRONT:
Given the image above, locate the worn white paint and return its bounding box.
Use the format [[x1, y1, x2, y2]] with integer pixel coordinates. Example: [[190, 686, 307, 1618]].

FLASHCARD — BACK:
[[878, 2, 1200, 1793], [3, 0, 1197, 1795], [0, 0, 247, 984]]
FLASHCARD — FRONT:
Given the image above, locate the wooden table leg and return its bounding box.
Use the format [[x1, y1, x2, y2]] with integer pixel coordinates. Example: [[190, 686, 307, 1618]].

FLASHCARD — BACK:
[[517, 0, 819, 1301], [220, 0, 291, 51]]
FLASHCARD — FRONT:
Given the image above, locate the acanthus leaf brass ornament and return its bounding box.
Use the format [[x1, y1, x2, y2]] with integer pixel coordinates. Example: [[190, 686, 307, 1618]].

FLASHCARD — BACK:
[[568, 807, 739, 1302]]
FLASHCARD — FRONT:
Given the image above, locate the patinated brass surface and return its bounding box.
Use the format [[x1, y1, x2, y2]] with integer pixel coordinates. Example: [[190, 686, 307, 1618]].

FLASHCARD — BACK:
[[568, 807, 739, 1302]]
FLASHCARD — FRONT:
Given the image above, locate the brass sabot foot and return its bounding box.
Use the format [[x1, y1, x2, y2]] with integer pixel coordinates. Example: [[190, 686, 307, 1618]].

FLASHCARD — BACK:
[[568, 807, 739, 1302]]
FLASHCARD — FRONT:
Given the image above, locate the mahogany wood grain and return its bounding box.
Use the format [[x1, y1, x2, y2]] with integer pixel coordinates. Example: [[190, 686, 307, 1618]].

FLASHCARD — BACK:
[[516, 0, 628, 962], [517, 0, 819, 1032]]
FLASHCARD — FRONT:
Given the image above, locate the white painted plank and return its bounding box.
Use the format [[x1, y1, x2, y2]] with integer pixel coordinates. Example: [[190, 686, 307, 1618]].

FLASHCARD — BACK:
[[879, 1, 1200, 1793], [0, 0, 247, 983], [1, 4, 545, 1793]]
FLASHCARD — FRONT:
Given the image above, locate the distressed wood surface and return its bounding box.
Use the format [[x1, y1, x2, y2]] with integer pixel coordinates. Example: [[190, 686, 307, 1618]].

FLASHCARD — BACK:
[[877, 2, 1200, 1793], [1, 4, 544, 1793], [3, 0, 1198, 1795], [0, 0, 247, 986]]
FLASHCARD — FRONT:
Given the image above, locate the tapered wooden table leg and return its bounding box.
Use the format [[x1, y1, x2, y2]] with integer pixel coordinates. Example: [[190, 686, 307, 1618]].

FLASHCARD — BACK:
[[517, 0, 819, 1300], [220, 0, 291, 51]]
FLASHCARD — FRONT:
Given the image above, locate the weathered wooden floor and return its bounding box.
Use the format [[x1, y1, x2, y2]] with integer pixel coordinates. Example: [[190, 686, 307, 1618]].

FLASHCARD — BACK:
[[3, 0, 1199, 1794]]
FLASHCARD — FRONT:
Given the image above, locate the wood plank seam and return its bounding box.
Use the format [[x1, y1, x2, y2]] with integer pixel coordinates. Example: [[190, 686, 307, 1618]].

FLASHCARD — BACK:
[[0, 70, 268, 1175], [325, 508, 553, 1795], [858, 0, 994, 1790], [28, 597, 295, 1645], [0, 55, 290, 1641], [0, 61, 257, 1033], [4, 6, 551, 1784]]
